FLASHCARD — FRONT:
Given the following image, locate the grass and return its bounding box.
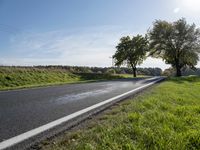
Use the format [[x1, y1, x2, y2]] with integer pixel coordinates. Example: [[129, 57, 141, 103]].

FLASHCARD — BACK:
[[40, 76, 200, 150], [0, 67, 127, 90]]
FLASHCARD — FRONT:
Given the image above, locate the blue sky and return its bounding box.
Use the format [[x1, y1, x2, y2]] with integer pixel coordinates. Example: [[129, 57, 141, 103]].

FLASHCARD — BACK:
[[0, 0, 200, 69]]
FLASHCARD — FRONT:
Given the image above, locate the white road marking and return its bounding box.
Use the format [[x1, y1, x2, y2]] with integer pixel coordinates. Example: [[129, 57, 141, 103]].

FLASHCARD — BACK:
[[144, 76, 159, 81], [0, 77, 164, 150]]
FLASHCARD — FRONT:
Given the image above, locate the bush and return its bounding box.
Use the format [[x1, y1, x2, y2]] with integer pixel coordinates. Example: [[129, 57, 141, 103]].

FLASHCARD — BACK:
[[105, 69, 116, 75]]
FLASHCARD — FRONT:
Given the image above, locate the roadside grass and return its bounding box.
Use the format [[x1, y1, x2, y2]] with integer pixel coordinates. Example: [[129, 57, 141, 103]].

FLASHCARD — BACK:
[[0, 67, 127, 90], [41, 76, 200, 150]]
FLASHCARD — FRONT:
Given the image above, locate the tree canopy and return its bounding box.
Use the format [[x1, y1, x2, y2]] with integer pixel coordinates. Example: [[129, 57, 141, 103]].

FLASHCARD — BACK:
[[113, 35, 148, 77], [148, 18, 200, 76]]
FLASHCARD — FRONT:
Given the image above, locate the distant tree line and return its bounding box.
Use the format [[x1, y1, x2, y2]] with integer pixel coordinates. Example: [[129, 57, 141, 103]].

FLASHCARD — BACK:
[[2, 65, 200, 77], [163, 67, 200, 76], [1, 65, 162, 76]]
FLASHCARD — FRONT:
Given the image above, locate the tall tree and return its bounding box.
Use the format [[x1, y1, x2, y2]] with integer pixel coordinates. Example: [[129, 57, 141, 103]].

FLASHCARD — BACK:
[[148, 18, 200, 76], [113, 35, 148, 77]]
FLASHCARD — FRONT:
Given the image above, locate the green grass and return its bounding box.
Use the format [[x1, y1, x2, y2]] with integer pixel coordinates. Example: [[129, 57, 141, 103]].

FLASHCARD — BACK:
[[0, 67, 127, 90], [40, 76, 200, 150]]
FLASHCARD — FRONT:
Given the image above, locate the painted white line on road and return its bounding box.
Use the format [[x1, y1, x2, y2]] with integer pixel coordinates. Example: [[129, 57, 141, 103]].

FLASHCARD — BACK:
[[144, 76, 159, 81], [0, 77, 164, 150]]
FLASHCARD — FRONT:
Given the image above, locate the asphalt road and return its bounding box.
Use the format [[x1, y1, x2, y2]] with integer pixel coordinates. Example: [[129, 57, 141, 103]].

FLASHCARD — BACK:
[[0, 77, 162, 143]]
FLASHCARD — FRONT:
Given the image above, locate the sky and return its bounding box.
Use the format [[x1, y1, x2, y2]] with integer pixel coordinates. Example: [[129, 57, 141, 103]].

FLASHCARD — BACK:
[[0, 0, 200, 70]]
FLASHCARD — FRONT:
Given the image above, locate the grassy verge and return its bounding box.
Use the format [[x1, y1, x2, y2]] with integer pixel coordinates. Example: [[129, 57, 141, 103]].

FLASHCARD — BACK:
[[40, 76, 200, 150], [0, 67, 130, 90]]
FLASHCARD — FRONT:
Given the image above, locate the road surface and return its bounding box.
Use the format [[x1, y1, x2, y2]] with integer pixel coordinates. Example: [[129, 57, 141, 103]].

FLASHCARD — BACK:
[[0, 77, 163, 149]]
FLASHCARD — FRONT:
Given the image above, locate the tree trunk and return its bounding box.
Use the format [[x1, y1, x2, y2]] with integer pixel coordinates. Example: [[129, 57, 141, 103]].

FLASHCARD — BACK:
[[131, 65, 137, 77], [175, 59, 182, 77], [176, 66, 182, 77]]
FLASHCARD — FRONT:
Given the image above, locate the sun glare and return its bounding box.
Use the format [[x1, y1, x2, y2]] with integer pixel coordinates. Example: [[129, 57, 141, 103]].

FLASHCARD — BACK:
[[181, 0, 200, 12]]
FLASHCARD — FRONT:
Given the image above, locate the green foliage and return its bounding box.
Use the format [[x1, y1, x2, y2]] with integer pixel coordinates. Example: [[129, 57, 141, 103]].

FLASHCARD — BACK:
[[19, 65, 161, 76], [105, 68, 116, 75], [148, 18, 200, 76], [0, 67, 123, 90], [163, 67, 200, 77], [42, 76, 200, 150], [162, 67, 176, 76], [113, 35, 149, 77]]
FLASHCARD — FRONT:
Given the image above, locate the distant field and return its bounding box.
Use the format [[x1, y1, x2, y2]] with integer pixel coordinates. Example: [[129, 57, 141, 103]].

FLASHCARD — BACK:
[[0, 67, 133, 90], [40, 76, 200, 150]]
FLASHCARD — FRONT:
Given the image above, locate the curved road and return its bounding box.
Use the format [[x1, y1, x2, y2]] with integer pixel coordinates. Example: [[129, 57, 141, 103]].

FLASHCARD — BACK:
[[0, 77, 163, 149]]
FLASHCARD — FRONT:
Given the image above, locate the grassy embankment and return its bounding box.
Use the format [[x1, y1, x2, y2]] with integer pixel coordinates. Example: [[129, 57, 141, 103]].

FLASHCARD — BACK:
[[41, 76, 200, 150], [0, 67, 136, 90]]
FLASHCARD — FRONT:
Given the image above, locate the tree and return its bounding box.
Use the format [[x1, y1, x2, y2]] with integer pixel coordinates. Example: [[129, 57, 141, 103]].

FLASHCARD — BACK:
[[148, 18, 200, 76], [113, 35, 148, 77]]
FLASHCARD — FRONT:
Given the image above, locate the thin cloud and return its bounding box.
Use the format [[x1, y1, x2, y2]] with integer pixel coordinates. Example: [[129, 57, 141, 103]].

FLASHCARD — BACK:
[[1, 26, 174, 69], [7, 26, 133, 67]]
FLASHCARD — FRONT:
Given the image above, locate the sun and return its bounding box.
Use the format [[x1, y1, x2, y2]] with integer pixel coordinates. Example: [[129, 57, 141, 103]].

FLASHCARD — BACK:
[[180, 0, 200, 12]]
